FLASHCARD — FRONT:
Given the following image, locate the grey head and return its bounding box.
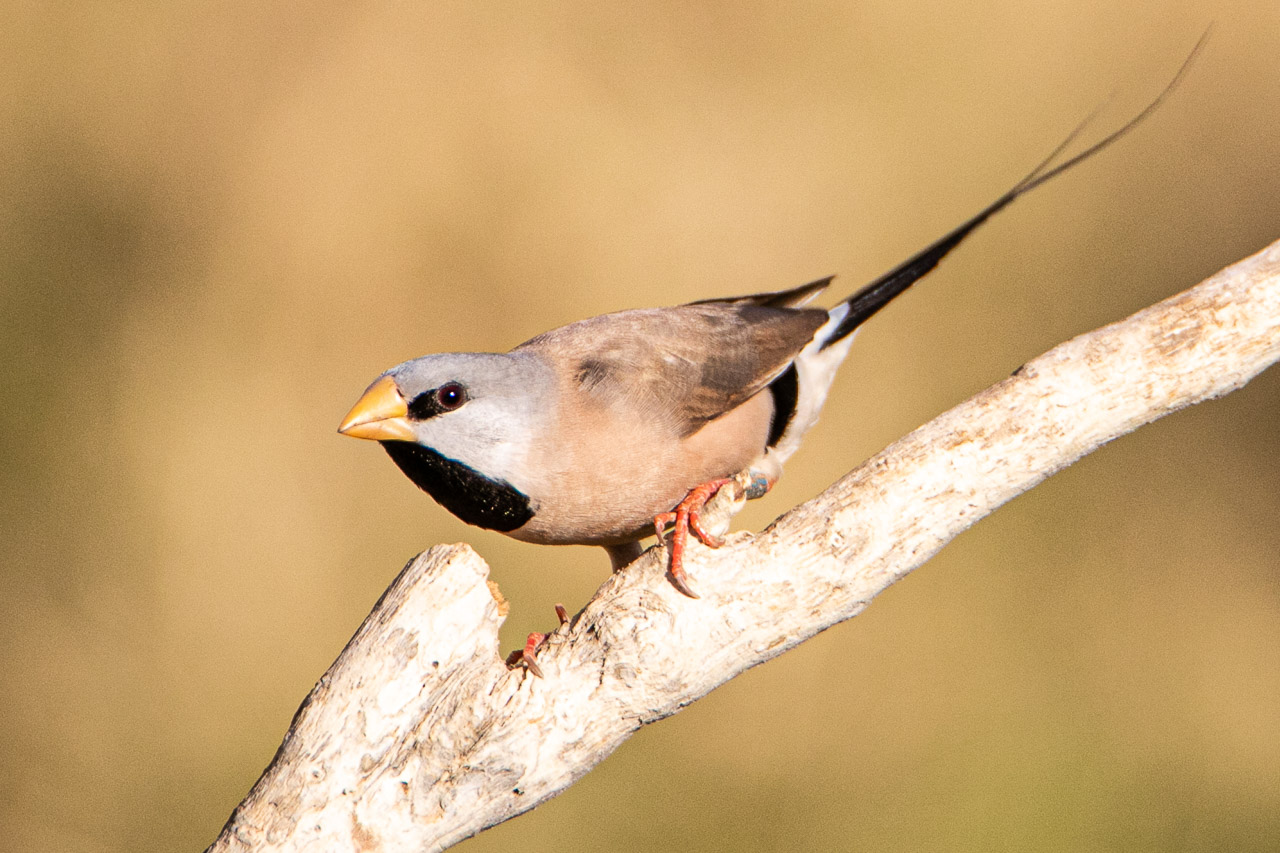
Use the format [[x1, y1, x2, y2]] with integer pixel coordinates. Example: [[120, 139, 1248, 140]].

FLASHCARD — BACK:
[[339, 351, 556, 532]]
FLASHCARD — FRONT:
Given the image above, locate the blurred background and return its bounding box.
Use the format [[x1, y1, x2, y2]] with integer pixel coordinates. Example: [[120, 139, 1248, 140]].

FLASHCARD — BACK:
[[2, 3, 1278, 851]]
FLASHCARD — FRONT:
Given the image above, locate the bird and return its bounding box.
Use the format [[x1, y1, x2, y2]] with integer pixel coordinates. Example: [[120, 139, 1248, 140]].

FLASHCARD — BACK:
[[339, 44, 1201, 673]]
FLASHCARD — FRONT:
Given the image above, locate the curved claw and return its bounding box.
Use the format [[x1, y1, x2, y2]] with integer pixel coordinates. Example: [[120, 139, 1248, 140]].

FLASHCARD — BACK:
[[687, 510, 724, 548], [505, 631, 546, 678], [652, 478, 739, 598], [505, 603, 573, 678], [667, 569, 700, 599]]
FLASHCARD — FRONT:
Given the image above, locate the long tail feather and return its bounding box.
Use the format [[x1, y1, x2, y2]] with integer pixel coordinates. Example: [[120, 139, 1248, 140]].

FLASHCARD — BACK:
[[821, 27, 1210, 349]]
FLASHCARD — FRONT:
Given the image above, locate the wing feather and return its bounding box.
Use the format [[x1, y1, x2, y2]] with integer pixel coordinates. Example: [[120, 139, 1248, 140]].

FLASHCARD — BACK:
[[515, 300, 828, 438]]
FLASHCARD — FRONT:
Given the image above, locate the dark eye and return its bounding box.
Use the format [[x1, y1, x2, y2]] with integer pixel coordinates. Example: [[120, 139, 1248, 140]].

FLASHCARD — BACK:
[[408, 381, 469, 420], [435, 382, 467, 411]]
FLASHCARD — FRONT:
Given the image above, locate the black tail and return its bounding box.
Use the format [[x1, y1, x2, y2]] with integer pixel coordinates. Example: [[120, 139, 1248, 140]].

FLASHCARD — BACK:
[[821, 28, 1209, 349]]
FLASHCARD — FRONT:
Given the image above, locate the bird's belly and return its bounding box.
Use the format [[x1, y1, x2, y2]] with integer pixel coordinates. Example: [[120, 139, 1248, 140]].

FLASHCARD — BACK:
[[508, 391, 773, 547]]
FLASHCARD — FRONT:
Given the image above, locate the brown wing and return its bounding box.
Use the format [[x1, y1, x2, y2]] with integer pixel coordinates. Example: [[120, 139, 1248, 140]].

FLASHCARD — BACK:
[[515, 299, 829, 438]]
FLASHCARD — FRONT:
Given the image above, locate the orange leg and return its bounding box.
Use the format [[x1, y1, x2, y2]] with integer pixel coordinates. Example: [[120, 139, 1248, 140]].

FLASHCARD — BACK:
[[505, 632, 547, 678], [504, 604, 571, 678], [653, 478, 739, 599]]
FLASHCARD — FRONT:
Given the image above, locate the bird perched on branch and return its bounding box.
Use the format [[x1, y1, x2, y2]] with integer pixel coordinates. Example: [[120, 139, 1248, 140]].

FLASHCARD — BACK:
[[339, 40, 1203, 673]]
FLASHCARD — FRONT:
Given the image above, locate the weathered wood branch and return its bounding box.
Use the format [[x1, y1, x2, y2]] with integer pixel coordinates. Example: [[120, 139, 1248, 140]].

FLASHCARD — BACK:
[[209, 238, 1280, 853]]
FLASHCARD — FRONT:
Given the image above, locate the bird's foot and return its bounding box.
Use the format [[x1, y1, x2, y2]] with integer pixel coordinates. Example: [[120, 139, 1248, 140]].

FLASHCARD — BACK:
[[653, 477, 740, 598], [505, 604, 570, 678], [505, 632, 546, 678]]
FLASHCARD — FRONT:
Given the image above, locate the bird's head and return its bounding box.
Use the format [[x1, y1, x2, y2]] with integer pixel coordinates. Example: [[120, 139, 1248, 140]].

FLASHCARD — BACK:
[[339, 352, 554, 500]]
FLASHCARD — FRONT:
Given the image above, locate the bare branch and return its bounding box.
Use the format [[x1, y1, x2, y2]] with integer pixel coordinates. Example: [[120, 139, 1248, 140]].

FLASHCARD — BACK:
[[209, 238, 1280, 853]]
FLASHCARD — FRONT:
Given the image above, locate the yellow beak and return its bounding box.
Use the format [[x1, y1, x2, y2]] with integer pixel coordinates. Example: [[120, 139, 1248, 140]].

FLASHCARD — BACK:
[[338, 375, 417, 442]]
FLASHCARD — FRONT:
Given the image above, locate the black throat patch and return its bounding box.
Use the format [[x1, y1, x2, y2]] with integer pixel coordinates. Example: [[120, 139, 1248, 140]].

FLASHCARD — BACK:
[[380, 442, 534, 533]]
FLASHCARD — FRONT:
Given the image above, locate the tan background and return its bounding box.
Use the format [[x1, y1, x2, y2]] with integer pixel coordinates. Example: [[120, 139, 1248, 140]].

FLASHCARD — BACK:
[[3, 3, 1278, 851]]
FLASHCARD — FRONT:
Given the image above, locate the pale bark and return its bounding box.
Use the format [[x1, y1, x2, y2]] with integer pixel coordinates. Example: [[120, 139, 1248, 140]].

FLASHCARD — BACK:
[[209, 238, 1280, 853]]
